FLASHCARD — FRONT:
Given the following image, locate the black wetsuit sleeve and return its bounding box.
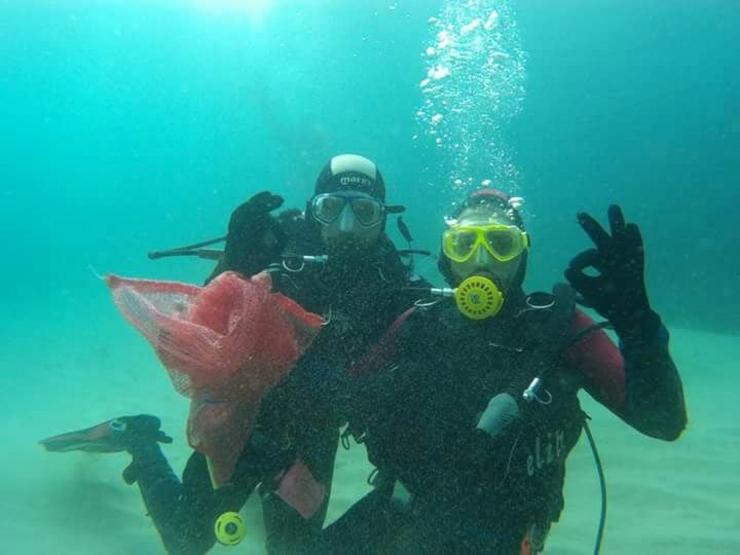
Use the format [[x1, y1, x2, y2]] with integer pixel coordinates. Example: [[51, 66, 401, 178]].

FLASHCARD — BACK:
[[618, 318, 687, 440], [567, 310, 687, 441]]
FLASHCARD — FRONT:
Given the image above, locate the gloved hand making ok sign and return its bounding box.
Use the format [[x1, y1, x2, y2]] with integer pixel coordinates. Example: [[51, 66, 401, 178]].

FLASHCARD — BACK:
[[224, 191, 287, 276], [565, 205, 661, 342]]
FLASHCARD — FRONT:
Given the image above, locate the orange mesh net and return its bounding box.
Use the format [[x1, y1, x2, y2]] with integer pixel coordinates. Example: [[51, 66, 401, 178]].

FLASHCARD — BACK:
[[108, 271, 323, 485]]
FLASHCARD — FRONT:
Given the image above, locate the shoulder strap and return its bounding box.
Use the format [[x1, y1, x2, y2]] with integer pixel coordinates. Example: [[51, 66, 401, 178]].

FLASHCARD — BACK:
[[348, 306, 418, 377]]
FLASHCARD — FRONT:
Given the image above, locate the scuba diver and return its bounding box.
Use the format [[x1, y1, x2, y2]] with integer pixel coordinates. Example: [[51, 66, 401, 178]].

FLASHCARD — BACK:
[[317, 188, 687, 554], [41, 154, 429, 554]]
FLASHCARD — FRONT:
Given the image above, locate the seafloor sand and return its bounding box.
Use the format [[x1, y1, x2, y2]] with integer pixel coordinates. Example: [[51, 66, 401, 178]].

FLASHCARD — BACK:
[[2, 316, 738, 554]]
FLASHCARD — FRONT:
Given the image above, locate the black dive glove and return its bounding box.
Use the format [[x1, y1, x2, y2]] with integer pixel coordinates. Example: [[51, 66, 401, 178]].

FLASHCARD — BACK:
[[224, 191, 287, 276], [565, 205, 661, 341], [118, 415, 174, 485], [112, 414, 173, 452]]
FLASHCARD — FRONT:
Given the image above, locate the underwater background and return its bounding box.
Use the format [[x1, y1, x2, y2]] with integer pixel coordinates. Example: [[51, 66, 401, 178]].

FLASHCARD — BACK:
[[1, 0, 738, 553]]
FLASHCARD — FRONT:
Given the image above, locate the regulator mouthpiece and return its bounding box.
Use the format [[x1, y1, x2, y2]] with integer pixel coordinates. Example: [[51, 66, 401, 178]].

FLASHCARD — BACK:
[[454, 275, 504, 320]]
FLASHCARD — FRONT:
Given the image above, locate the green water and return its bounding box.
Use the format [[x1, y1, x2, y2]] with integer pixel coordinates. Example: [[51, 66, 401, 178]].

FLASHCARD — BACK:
[[1, 1, 738, 553]]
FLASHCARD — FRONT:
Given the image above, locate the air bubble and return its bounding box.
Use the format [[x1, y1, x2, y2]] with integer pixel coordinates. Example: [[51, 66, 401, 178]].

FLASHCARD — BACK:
[[415, 1, 526, 197], [460, 18, 481, 35]]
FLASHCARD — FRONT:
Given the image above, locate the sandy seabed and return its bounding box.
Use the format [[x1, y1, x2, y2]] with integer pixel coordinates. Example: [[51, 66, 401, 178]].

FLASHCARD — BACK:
[[2, 322, 737, 554]]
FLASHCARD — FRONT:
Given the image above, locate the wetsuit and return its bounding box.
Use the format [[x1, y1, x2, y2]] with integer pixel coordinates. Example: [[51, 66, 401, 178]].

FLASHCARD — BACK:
[[126, 210, 427, 555], [320, 284, 686, 554]]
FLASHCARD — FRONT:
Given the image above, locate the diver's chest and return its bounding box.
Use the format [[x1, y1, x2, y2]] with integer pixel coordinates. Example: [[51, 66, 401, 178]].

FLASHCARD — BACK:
[[432, 332, 535, 383], [414, 348, 528, 421]]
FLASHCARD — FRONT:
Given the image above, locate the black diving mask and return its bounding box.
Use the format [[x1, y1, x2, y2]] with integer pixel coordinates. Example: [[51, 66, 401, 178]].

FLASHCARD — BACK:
[[311, 192, 385, 228]]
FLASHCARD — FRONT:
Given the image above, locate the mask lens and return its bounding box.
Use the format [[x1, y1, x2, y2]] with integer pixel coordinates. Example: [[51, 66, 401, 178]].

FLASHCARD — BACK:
[[350, 198, 383, 226], [485, 229, 516, 259], [312, 194, 346, 224], [484, 226, 525, 261], [444, 229, 479, 261]]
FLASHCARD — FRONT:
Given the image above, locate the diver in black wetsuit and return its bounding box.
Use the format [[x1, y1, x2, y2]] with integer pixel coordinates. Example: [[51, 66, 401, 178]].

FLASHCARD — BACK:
[[42, 154, 428, 554], [318, 188, 687, 554]]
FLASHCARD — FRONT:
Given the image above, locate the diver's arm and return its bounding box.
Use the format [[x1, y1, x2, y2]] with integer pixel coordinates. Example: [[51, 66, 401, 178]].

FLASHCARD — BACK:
[[564, 205, 687, 441], [565, 310, 687, 441], [617, 315, 687, 440]]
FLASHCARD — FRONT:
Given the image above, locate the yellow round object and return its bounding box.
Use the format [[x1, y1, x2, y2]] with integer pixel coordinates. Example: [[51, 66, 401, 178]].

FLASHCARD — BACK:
[[214, 511, 246, 546], [454, 275, 504, 320]]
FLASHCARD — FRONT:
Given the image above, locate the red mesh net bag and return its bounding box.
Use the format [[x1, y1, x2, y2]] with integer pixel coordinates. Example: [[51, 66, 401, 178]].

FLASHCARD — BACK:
[[107, 271, 323, 486]]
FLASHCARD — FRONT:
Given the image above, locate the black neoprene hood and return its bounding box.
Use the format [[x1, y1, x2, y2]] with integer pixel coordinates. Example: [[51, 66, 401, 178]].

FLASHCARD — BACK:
[[313, 154, 386, 201]]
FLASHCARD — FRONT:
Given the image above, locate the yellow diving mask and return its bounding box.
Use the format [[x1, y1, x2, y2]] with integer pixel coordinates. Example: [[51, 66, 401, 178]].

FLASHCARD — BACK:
[[442, 224, 530, 263]]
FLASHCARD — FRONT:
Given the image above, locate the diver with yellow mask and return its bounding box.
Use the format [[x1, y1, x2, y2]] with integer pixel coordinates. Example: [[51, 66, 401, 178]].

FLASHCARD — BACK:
[[317, 187, 687, 554], [431, 204, 531, 319]]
